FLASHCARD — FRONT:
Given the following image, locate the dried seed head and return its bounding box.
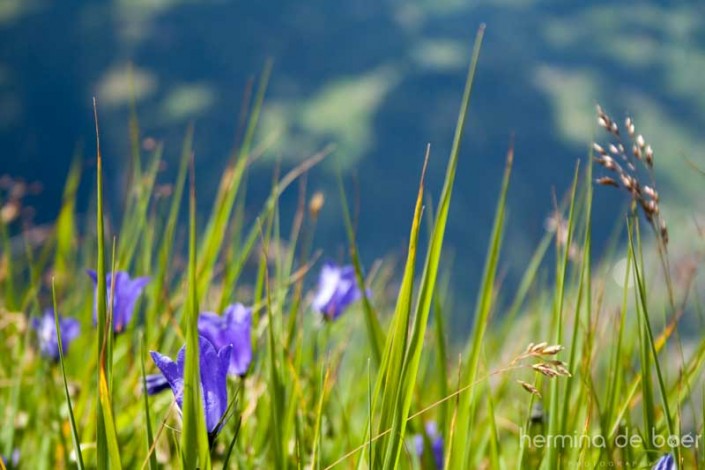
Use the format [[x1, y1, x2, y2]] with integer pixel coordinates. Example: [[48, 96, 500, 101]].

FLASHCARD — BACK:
[[632, 144, 642, 160], [643, 185, 659, 201], [625, 117, 635, 137], [532, 363, 560, 378], [595, 177, 619, 188], [644, 145, 654, 167], [592, 143, 606, 155], [619, 174, 634, 190], [610, 122, 619, 135], [660, 219, 669, 245], [608, 144, 620, 155], [541, 345, 564, 355], [529, 342, 548, 353], [309, 191, 325, 219], [518, 380, 542, 398], [636, 134, 645, 148], [0, 201, 20, 223], [549, 360, 572, 377], [596, 155, 617, 171]]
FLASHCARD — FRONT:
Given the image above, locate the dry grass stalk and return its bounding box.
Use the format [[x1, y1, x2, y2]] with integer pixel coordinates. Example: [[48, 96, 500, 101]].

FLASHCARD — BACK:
[[593, 105, 668, 244], [512, 342, 571, 397]]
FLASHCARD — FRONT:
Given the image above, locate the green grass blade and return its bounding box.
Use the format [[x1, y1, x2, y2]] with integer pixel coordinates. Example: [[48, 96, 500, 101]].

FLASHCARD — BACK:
[[98, 367, 123, 469], [544, 162, 580, 469], [147, 124, 193, 344], [139, 335, 157, 470], [181, 160, 211, 469], [197, 63, 271, 295], [337, 173, 384, 366], [371, 147, 428, 467], [628, 219, 675, 443], [450, 138, 510, 469], [383, 26, 486, 468], [93, 98, 110, 469], [51, 280, 85, 470]]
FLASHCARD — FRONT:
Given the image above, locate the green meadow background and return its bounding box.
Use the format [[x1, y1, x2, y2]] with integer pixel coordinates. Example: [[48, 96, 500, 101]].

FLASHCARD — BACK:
[[2, 1, 705, 320]]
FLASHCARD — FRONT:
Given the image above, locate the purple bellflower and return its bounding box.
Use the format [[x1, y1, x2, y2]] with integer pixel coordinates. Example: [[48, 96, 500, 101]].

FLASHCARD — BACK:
[[413, 421, 444, 469], [198, 303, 253, 377], [312, 261, 365, 320], [30, 309, 80, 361], [87, 270, 150, 333], [1, 449, 20, 468], [150, 336, 232, 437], [145, 373, 171, 395], [653, 454, 675, 470]]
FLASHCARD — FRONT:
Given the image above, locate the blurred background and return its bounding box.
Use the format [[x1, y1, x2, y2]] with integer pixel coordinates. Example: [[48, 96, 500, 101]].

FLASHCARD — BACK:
[[2, 1, 704, 328]]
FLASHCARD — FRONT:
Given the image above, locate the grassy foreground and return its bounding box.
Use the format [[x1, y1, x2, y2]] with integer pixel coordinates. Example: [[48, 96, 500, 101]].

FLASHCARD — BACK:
[[0, 25, 699, 469]]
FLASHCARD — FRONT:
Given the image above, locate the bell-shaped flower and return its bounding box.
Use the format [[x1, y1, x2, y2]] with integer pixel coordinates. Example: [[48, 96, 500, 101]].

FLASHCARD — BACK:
[[150, 336, 232, 437], [144, 373, 171, 395], [198, 303, 253, 376], [87, 270, 149, 333], [312, 261, 365, 320], [652, 454, 675, 470], [413, 421, 444, 469], [30, 309, 80, 361]]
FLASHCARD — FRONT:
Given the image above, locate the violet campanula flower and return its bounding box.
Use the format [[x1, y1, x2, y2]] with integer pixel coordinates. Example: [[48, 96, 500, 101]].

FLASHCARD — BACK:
[[1, 449, 20, 468], [652, 454, 675, 470], [87, 270, 150, 333], [312, 261, 365, 320], [150, 336, 232, 437], [30, 309, 80, 361], [413, 421, 444, 469], [198, 303, 253, 377], [145, 373, 171, 395]]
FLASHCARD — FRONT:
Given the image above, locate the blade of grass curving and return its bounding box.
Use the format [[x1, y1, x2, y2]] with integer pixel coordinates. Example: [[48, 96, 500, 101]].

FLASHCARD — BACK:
[[258, 219, 287, 469], [560, 161, 592, 436], [127, 63, 142, 183], [543, 162, 579, 469], [93, 97, 110, 469], [118, 143, 163, 268], [629, 219, 676, 447], [371, 146, 428, 467], [605, 244, 631, 429], [226, 147, 331, 307], [484, 358, 502, 470], [449, 136, 511, 470], [432, 270, 450, 433], [181, 159, 211, 469], [385, 27, 486, 468], [98, 367, 123, 469], [54, 154, 82, 287], [0, 205, 16, 310], [51, 280, 85, 470], [139, 335, 157, 470], [310, 366, 331, 469], [197, 62, 271, 295], [221, 413, 242, 470], [338, 172, 384, 365], [504, 229, 552, 325], [148, 124, 192, 344]]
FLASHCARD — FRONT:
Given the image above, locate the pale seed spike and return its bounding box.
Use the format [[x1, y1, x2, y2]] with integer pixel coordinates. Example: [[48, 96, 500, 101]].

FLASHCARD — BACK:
[[595, 177, 619, 188], [518, 380, 542, 398], [636, 134, 645, 148], [645, 145, 654, 167], [592, 143, 606, 155], [541, 344, 563, 355]]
